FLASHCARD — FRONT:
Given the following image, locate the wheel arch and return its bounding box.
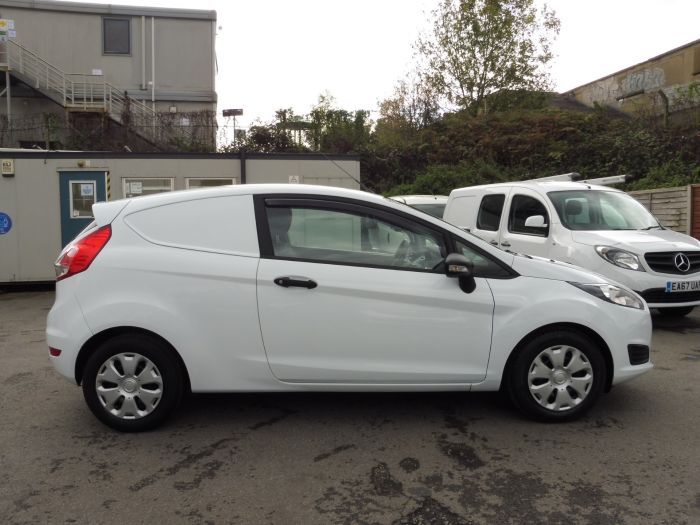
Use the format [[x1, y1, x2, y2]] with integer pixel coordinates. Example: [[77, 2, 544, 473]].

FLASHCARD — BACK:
[[74, 326, 191, 392], [501, 322, 614, 393]]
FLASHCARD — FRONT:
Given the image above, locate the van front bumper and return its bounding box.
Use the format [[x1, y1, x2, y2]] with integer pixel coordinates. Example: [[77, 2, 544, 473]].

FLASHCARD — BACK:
[[637, 288, 700, 309], [590, 264, 700, 309]]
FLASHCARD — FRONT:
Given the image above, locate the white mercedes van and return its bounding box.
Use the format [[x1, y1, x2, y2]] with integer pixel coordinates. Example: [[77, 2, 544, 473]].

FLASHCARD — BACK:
[[444, 180, 700, 317]]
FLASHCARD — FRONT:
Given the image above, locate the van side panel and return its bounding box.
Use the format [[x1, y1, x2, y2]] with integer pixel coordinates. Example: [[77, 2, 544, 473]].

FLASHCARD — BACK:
[[444, 195, 478, 230]]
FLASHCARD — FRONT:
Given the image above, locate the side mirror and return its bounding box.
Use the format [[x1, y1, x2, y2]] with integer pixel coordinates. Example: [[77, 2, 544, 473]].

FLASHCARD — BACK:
[[524, 215, 547, 228], [445, 253, 476, 293]]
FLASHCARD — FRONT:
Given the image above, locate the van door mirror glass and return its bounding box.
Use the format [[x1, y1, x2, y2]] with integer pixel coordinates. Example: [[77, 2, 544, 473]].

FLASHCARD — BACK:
[[445, 253, 471, 276], [445, 253, 476, 293], [524, 215, 547, 228]]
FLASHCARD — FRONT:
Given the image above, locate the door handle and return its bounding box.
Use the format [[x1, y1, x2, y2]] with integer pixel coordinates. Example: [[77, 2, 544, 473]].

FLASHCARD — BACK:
[[500, 241, 511, 247], [274, 276, 318, 289], [490, 240, 499, 246]]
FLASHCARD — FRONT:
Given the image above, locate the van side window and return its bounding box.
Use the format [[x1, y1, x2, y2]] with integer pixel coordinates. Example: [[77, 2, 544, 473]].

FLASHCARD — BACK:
[[265, 204, 446, 271], [508, 195, 549, 237], [477, 194, 506, 231], [454, 238, 513, 278]]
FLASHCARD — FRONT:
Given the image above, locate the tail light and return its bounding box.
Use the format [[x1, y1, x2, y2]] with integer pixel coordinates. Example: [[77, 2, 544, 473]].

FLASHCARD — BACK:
[[55, 225, 112, 281]]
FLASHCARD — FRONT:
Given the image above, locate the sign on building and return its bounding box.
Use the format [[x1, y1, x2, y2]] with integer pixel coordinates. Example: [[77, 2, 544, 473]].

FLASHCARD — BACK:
[[2, 159, 14, 176], [0, 19, 15, 42]]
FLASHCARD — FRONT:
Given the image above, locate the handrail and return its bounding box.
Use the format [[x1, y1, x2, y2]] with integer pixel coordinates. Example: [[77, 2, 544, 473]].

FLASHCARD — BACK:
[[3, 40, 194, 145]]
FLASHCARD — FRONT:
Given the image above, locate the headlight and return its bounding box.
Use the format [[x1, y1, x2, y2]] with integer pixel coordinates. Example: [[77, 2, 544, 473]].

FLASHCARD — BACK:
[[595, 246, 644, 272], [569, 282, 645, 309]]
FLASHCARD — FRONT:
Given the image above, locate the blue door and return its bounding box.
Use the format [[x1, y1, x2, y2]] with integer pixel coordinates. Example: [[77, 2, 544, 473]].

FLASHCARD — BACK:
[[59, 171, 107, 247]]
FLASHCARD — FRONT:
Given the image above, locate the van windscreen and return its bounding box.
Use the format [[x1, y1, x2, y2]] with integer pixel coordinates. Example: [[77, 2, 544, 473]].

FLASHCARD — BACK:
[[547, 190, 661, 231]]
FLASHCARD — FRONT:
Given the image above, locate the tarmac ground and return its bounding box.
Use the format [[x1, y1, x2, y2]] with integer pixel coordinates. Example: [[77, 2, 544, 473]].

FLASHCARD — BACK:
[[1, 290, 699, 524]]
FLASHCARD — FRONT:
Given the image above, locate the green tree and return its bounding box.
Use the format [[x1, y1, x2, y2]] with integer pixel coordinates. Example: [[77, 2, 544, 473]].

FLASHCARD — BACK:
[[378, 73, 441, 137], [234, 112, 309, 154], [417, 0, 560, 115], [308, 93, 372, 153]]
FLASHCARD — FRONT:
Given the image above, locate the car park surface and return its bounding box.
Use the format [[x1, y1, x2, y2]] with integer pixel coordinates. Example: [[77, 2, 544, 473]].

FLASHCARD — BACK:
[[2, 290, 700, 524], [47, 185, 652, 430]]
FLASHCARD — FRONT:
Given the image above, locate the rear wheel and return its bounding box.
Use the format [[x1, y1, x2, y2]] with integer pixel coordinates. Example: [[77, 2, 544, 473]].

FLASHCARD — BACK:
[[508, 331, 606, 422], [657, 306, 694, 318], [82, 334, 183, 432]]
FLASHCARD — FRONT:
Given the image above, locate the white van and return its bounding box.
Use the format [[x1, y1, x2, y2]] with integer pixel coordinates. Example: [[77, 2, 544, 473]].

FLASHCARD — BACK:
[[444, 180, 700, 317], [389, 195, 448, 218]]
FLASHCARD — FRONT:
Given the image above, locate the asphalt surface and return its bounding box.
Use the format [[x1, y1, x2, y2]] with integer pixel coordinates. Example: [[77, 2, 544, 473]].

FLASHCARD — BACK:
[[1, 290, 699, 525]]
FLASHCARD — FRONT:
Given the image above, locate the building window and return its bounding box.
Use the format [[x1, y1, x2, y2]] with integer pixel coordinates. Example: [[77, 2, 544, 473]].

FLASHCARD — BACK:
[[103, 18, 131, 55], [186, 178, 236, 189], [123, 178, 173, 198], [70, 181, 96, 218]]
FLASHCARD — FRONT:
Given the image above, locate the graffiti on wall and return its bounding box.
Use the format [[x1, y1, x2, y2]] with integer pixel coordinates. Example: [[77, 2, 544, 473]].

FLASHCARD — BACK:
[[577, 67, 666, 106], [621, 68, 665, 96]]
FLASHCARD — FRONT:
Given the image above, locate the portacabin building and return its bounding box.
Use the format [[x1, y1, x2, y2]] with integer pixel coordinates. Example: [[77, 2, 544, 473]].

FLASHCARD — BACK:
[[0, 0, 217, 149], [0, 150, 362, 284]]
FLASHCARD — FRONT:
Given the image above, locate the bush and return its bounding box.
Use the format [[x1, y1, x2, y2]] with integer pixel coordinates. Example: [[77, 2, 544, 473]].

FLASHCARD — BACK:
[[385, 161, 510, 196]]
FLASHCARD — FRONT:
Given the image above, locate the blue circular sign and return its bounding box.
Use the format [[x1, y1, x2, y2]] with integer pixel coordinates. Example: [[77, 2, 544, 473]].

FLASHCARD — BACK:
[[0, 212, 12, 235]]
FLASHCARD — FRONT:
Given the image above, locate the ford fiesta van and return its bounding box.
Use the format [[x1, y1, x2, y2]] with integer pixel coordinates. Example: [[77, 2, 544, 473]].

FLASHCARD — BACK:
[[443, 179, 700, 317], [47, 184, 652, 430]]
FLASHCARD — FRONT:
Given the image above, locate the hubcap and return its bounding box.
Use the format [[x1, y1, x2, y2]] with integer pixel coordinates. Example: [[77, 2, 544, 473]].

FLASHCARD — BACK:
[[95, 353, 163, 420], [527, 345, 593, 412]]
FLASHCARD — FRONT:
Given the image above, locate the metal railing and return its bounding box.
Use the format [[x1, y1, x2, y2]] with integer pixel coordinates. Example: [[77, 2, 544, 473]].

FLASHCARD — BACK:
[[2, 40, 193, 145]]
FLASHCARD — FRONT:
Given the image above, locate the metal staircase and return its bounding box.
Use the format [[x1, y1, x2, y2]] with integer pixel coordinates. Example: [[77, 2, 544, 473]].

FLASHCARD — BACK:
[[2, 40, 185, 147]]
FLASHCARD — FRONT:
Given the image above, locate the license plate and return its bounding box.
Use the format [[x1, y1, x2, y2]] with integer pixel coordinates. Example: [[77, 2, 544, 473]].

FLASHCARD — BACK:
[[665, 280, 700, 292]]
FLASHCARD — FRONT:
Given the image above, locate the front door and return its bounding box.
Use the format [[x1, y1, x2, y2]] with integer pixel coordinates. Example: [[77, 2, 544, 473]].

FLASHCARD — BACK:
[[498, 189, 552, 257], [255, 196, 495, 384], [59, 171, 107, 246]]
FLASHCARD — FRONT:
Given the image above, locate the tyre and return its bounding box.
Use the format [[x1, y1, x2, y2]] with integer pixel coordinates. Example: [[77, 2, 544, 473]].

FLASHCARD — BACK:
[[657, 306, 694, 318], [508, 331, 606, 422], [82, 334, 183, 432]]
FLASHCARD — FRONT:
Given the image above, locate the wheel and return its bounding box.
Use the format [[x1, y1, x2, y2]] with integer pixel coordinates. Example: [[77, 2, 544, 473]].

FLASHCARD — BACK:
[[507, 331, 606, 422], [82, 334, 183, 432], [657, 306, 694, 318]]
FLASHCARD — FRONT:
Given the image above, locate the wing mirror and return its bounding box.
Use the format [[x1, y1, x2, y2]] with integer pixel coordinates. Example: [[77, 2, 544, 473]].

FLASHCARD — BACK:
[[445, 253, 476, 294], [524, 215, 547, 228]]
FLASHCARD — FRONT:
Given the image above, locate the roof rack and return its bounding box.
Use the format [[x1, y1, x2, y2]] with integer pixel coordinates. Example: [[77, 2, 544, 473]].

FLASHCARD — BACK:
[[527, 172, 633, 186], [579, 174, 633, 186], [528, 172, 583, 182]]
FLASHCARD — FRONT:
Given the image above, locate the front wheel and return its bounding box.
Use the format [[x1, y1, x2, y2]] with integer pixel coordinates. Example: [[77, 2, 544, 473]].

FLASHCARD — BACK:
[[507, 331, 606, 422], [657, 306, 694, 318], [82, 334, 183, 432]]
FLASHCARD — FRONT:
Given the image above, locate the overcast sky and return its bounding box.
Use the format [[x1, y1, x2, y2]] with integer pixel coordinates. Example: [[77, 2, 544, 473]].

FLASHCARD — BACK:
[[85, 0, 700, 131]]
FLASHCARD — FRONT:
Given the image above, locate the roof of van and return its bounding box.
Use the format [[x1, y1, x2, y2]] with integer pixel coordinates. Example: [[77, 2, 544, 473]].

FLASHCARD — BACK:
[[389, 195, 449, 205], [448, 180, 624, 197], [96, 184, 452, 224]]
